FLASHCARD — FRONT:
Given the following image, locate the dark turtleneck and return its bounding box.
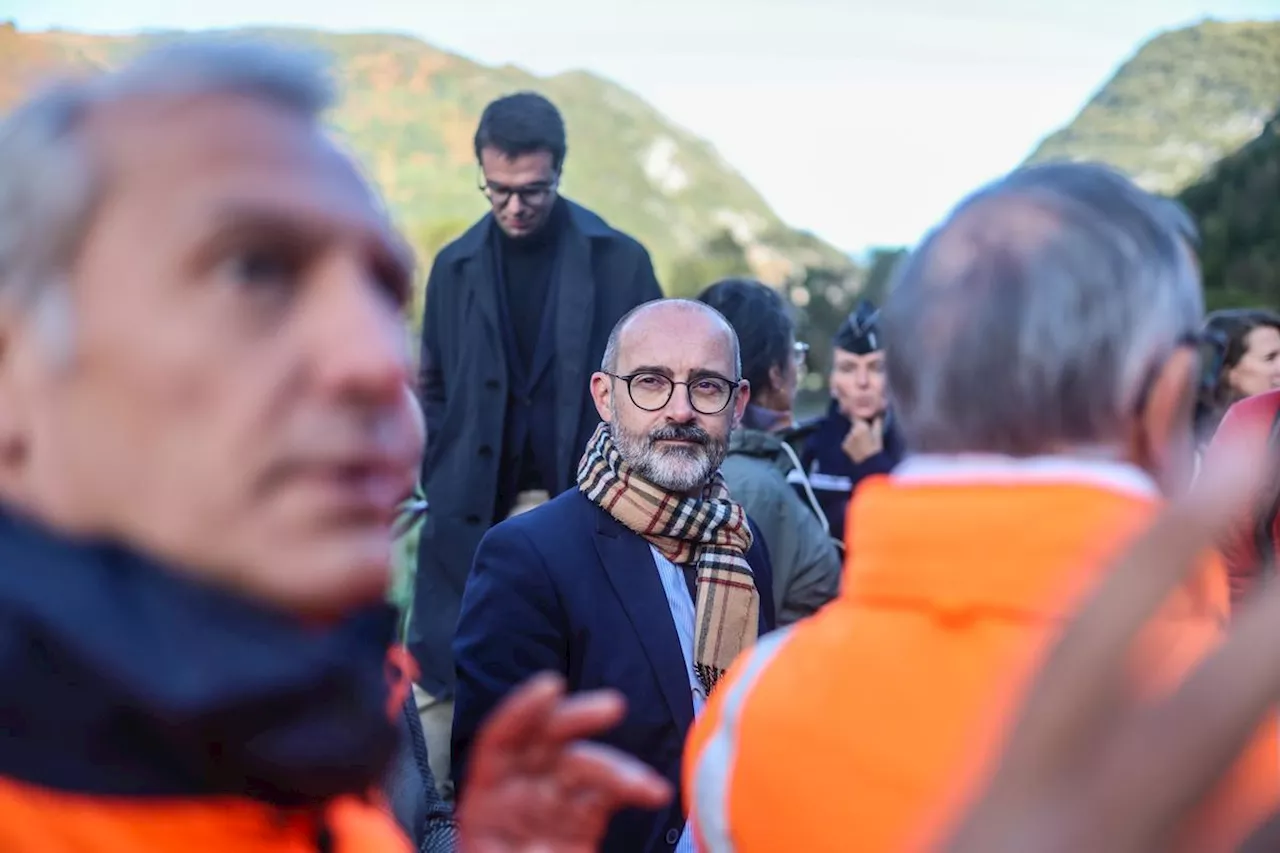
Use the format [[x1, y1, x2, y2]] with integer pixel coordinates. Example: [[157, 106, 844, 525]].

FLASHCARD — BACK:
[[497, 197, 569, 367]]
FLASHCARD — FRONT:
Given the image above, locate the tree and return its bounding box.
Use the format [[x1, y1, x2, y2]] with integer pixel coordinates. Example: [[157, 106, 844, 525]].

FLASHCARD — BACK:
[[861, 247, 909, 305], [665, 229, 754, 298]]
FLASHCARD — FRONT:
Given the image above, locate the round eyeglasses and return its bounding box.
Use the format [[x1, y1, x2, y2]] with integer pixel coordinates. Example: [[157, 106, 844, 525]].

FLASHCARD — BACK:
[[605, 371, 740, 415]]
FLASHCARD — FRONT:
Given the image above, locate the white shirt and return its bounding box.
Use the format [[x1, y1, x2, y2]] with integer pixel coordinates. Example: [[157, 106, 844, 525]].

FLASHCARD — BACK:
[[650, 545, 703, 852]]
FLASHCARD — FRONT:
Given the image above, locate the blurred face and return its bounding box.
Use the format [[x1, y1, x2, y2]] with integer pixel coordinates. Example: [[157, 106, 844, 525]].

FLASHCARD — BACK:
[[0, 92, 421, 617], [479, 147, 559, 239], [829, 347, 887, 421], [1228, 325, 1280, 398], [590, 305, 747, 494]]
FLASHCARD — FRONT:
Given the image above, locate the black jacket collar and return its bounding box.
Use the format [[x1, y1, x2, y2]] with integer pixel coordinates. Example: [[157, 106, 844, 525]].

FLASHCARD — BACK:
[[0, 505, 398, 805], [448, 196, 615, 263]]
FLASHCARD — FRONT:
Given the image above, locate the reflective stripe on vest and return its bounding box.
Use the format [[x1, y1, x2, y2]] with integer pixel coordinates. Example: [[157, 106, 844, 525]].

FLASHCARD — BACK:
[[690, 627, 795, 853]]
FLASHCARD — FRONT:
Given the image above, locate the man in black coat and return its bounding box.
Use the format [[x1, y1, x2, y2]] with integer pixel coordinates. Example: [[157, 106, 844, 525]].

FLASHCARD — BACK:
[[409, 91, 663, 796]]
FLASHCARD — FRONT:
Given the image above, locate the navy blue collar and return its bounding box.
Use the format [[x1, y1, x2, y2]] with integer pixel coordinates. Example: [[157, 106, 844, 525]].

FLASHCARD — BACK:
[[0, 506, 398, 805]]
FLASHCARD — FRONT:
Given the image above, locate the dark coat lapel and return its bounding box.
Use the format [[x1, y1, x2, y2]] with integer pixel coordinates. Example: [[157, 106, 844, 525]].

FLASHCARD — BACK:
[[591, 507, 694, 734], [451, 215, 507, 368]]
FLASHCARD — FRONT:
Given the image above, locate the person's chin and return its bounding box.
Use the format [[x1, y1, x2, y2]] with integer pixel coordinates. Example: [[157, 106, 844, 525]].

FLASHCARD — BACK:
[[502, 219, 540, 238], [240, 529, 393, 619]]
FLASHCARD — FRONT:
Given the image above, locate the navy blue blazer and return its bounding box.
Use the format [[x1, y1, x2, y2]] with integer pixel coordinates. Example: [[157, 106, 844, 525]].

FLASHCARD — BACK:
[[452, 488, 776, 853]]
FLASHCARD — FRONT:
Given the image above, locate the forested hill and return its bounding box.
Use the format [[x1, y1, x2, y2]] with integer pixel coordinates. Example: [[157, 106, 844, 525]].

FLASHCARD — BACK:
[[0, 22, 852, 295], [1025, 19, 1280, 195], [1177, 109, 1280, 310]]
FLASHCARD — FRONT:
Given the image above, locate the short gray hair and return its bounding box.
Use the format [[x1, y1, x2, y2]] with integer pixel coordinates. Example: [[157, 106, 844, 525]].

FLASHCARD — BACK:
[[882, 161, 1203, 455], [601, 298, 742, 379], [0, 38, 335, 319]]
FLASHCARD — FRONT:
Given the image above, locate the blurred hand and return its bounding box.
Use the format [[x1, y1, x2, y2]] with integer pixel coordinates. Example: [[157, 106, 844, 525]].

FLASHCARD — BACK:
[[457, 673, 672, 853], [842, 416, 883, 464], [942, 438, 1275, 853]]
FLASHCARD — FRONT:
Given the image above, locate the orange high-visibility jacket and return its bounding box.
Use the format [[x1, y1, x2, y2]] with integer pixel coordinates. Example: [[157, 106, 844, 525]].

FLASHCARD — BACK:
[[0, 786, 410, 853], [685, 459, 1280, 853]]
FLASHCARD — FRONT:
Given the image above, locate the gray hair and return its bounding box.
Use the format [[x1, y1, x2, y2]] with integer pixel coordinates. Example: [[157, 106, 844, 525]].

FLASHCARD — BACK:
[[0, 37, 336, 345], [601, 298, 743, 379], [882, 161, 1203, 455]]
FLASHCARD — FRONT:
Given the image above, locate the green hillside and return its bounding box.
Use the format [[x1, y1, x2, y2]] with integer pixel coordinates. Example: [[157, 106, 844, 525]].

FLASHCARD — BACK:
[[0, 23, 852, 297], [1026, 19, 1280, 194], [1178, 109, 1280, 310]]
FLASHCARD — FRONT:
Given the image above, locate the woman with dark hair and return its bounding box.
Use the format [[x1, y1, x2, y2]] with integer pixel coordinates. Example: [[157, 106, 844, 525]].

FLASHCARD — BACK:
[[697, 278, 842, 626], [1196, 308, 1280, 444], [1198, 310, 1280, 605]]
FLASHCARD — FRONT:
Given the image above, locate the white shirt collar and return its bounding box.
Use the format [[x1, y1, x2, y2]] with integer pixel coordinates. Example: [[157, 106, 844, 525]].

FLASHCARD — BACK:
[[892, 453, 1159, 500]]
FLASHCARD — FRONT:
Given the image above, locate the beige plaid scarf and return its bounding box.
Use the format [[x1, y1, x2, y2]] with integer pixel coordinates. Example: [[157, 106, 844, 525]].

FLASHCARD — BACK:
[[577, 422, 759, 697]]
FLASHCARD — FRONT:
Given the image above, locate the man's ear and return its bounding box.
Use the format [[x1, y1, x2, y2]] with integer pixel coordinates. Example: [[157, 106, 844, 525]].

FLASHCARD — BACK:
[[1132, 347, 1198, 494], [767, 364, 785, 396], [590, 371, 613, 423], [732, 381, 751, 429]]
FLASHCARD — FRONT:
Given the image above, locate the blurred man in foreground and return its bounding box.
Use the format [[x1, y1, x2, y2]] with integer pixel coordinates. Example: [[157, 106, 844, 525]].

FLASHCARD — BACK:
[[684, 162, 1279, 852], [0, 39, 666, 852]]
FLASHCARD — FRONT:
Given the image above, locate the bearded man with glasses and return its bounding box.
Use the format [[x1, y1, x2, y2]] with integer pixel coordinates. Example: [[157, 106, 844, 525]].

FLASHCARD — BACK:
[[409, 91, 661, 800], [452, 299, 776, 853]]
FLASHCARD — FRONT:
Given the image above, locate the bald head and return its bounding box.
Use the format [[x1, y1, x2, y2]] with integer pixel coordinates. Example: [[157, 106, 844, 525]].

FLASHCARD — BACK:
[[591, 298, 746, 492], [601, 298, 741, 379], [882, 161, 1203, 457]]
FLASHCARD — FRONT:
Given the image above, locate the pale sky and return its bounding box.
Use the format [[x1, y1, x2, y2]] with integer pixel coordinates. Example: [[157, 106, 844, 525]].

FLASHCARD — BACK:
[[7, 0, 1279, 252]]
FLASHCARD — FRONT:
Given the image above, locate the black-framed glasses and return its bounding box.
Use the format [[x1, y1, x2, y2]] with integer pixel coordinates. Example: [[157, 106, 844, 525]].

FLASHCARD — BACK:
[[606, 371, 741, 415], [478, 171, 559, 209]]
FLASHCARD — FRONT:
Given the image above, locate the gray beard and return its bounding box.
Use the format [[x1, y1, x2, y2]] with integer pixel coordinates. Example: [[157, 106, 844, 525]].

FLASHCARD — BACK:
[[607, 414, 728, 494]]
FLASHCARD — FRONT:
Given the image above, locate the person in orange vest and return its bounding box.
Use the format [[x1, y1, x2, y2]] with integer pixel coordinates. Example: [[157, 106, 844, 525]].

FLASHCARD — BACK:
[[683, 161, 1280, 853], [0, 37, 667, 853], [947, 443, 1280, 852]]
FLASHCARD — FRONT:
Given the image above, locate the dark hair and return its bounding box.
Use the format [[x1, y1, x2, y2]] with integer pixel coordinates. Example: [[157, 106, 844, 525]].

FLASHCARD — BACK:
[[473, 92, 567, 170], [696, 278, 794, 395], [1196, 308, 1280, 439]]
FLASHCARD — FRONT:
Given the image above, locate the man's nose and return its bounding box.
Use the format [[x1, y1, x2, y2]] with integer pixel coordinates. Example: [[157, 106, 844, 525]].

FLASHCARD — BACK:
[[664, 382, 697, 421], [310, 257, 410, 401]]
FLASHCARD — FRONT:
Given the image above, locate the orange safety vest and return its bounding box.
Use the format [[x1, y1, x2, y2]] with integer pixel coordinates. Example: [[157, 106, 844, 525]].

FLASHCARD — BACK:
[[0, 647, 420, 853], [685, 462, 1280, 852], [0, 782, 410, 853]]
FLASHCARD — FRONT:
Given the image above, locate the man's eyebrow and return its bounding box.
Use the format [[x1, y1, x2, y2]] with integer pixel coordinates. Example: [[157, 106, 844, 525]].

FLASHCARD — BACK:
[[625, 364, 674, 376], [482, 177, 555, 190], [200, 203, 414, 302], [624, 365, 735, 381]]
